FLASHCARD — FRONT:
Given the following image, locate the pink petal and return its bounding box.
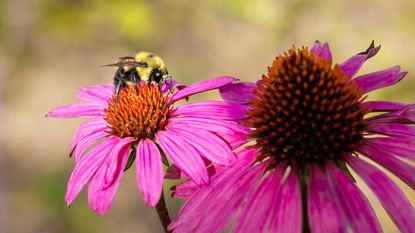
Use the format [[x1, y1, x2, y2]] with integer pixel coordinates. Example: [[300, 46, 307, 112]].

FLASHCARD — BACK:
[[171, 180, 199, 200], [156, 130, 209, 185], [171, 166, 218, 199], [188, 163, 266, 233], [172, 101, 247, 120], [65, 137, 119, 206], [358, 144, 415, 189], [167, 125, 236, 165], [268, 167, 302, 233], [47, 102, 106, 118], [347, 156, 415, 233], [308, 164, 345, 233], [75, 84, 113, 102], [364, 101, 407, 112], [326, 162, 382, 233], [339, 41, 381, 78], [233, 165, 286, 233], [367, 105, 415, 125], [73, 130, 110, 162], [87, 137, 133, 215], [169, 151, 258, 232], [364, 137, 415, 161], [70, 118, 108, 150], [168, 116, 248, 135], [219, 82, 256, 104], [171, 76, 237, 102], [165, 164, 182, 179], [368, 123, 415, 138], [390, 104, 415, 123], [103, 137, 137, 186], [218, 132, 249, 150], [136, 139, 164, 207], [160, 79, 186, 93], [354, 66, 406, 93], [311, 41, 332, 63]]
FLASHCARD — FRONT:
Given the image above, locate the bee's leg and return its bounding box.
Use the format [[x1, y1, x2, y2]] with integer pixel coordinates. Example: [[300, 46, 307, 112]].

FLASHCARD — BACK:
[[114, 68, 124, 102], [130, 70, 140, 93], [114, 80, 123, 103], [167, 76, 174, 94]]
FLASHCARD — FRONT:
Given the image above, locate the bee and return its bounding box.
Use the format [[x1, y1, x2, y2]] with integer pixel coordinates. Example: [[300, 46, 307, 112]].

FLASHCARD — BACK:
[[103, 52, 171, 102]]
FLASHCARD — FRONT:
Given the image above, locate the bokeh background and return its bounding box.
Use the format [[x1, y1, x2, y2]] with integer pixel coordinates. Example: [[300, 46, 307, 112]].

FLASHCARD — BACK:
[[1, 0, 415, 232]]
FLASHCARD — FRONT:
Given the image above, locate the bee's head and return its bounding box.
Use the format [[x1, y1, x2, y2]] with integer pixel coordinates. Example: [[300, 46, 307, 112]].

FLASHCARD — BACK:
[[134, 52, 168, 82]]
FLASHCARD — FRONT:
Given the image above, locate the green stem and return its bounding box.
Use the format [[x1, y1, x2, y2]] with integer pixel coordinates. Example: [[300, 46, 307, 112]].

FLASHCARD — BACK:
[[155, 190, 172, 233], [300, 170, 311, 233]]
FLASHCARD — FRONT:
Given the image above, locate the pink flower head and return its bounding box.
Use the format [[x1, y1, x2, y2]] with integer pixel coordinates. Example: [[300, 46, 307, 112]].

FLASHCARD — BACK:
[[48, 77, 248, 215], [170, 42, 415, 232]]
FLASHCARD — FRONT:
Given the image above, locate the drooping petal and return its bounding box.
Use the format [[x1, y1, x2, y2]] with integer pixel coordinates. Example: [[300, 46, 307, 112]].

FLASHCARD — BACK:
[[389, 104, 415, 123], [136, 139, 164, 207], [233, 164, 286, 233], [172, 101, 247, 120], [156, 130, 209, 185], [311, 41, 332, 63], [308, 164, 345, 233], [167, 125, 236, 165], [268, 168, 302, 233], [219, 82, 257, 104], [364, 137, 415, 161], [358, 144, 415, 189], [172, 76, 237, 102], [368, 106, 415, 125], [190, 162, 266, 233], [354, 66, 406, 93], [368, 123, 415, 138], [102, 137, 137, 186], [65, 137, 119, 206], [73, 130, 110, 162], [339, 41, 381, 78], [347, 156, 415, 233], [169, 151, 258, 232], [70, 118, 108, 150], [365, 115, 401, 125], [87, 137, 133, 215], [364, 101, 407, 112], [326, 162, 382, 233], [75, 84, 114, 102], [47, 102, 106, 118]]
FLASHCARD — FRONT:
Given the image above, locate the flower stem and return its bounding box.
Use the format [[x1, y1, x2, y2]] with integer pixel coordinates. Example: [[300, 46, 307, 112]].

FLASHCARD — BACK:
[[300, 170, 311, 233], [156, 190, 172, 233]]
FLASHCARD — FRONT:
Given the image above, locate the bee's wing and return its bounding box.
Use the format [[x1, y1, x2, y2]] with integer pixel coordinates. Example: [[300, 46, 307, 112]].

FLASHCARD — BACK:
[[100, 63, 121, 67], [100, 61, 148, 68]]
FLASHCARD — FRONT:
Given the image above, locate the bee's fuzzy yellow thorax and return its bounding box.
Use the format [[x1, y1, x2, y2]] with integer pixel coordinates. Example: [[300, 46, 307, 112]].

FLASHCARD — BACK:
[[134, 52, 166, 81]]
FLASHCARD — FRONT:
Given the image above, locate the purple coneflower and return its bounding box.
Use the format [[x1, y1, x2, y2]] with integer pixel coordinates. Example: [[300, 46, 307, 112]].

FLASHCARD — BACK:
[[47, 77, 247, 215], [169, 42, 415, 233]]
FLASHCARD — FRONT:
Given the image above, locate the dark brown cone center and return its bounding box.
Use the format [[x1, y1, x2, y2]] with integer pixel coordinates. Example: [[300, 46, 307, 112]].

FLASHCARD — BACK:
[[246, 47, 367, 166]]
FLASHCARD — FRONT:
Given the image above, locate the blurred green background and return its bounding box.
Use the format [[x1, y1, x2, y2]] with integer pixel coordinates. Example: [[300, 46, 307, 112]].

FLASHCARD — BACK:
[[1, 0, 415, 232]]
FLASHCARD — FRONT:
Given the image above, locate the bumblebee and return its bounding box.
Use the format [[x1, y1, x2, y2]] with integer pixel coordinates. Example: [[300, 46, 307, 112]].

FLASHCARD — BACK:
[[103, 52, 170, 101]]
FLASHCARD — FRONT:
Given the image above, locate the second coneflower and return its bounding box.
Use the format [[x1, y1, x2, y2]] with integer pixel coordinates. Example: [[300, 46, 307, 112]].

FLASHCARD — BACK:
[[170, 42, 415, 233], [47, 77, 248, 216]]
